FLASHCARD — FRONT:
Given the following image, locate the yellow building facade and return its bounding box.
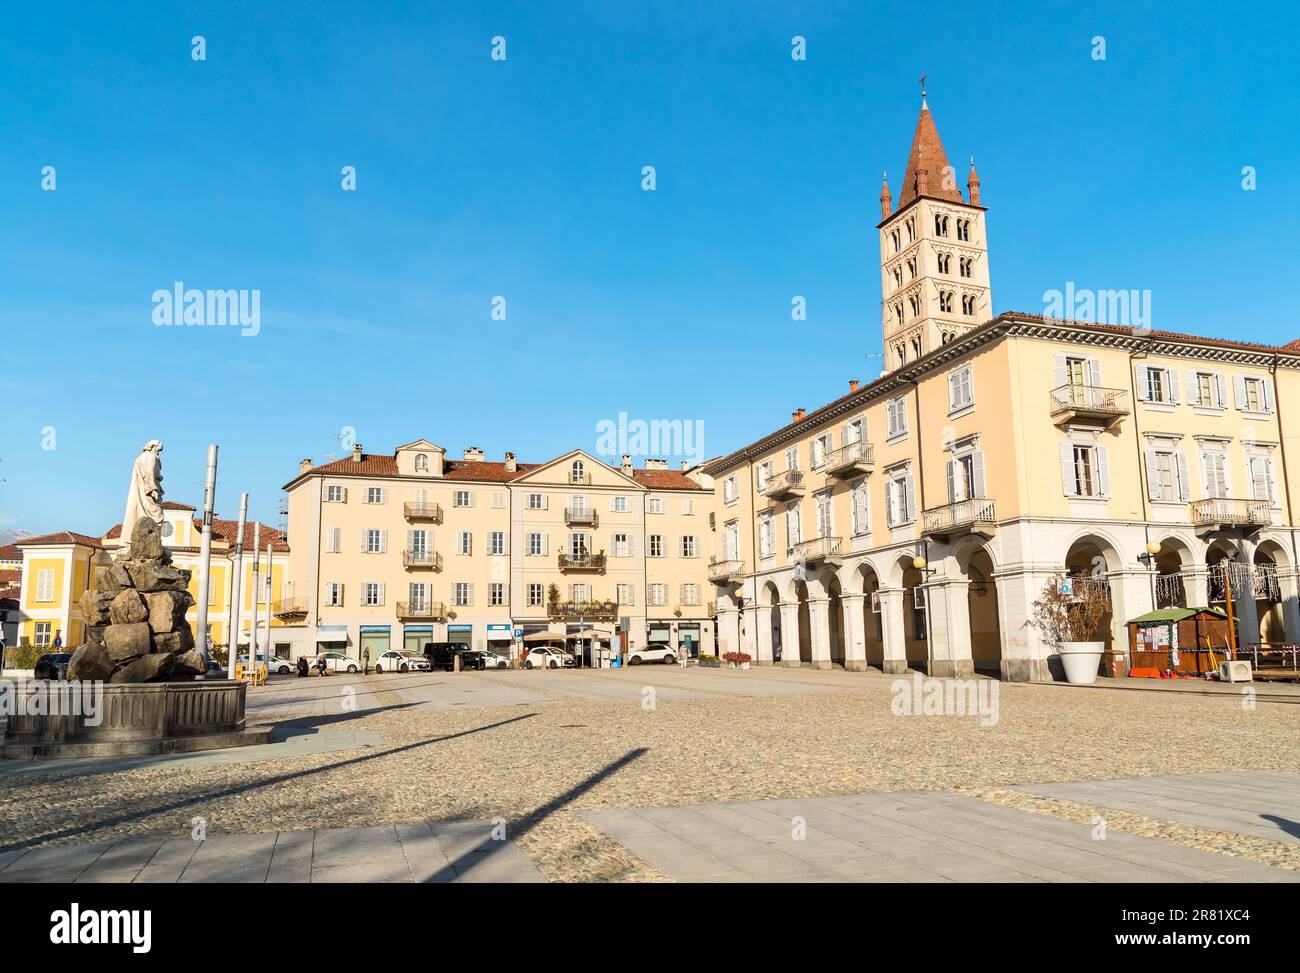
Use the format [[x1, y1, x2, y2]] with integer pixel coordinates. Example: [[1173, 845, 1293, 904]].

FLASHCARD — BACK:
[[282, 441, 716, 661], [704, 95, 1300, 681]]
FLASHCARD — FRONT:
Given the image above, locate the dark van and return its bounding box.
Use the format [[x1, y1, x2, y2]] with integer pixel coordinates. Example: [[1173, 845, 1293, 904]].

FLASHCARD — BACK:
[[423, 642, 484, 672]]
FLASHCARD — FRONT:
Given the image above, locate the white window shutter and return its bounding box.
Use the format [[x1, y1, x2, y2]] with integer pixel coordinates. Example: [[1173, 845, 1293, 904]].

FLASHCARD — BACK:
[[1264, 381, 1275, 412], [1096, 446, 1110, 498], [946, 460, 957, 503], [1145, 449, 1161, 500], [380, 529, 388, 554], [1185, 370, 1196, 403], [1215, 373, 1227, 408], [1060, 444, 1078, 497], [1176, 453, 1191, 502], [377, 582, 385, 605], [1167, 368, 1180, 403], [972, 450, 986, 499], [904, 474, 916, 521], [1052, 354, 1067, 388], [1086, 358, 1101, 387], [1234, 376, 1247, 409], [1268, 457, 1279, 504], [543, 534, 550, 556], [1134, 366, 1149, 401]]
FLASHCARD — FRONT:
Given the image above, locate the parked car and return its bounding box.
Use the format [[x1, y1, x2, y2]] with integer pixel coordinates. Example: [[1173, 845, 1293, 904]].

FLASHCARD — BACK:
[[480, 651, 510, 670], [628, 643, 676, 665], [33, 652, 72, 680], [423, 642, 482, 672], [314, 651, 359, 673], [237, 654, 293, 675], [205, 659, 227, 676], [523, 646, 574, 669], [374, 650, 432, 673]]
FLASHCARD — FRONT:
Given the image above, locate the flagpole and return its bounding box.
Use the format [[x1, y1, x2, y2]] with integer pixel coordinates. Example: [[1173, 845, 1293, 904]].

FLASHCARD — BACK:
[[194, 445, 218, 665], [247, 522, 261, 679], [227, 493, 248, 680]]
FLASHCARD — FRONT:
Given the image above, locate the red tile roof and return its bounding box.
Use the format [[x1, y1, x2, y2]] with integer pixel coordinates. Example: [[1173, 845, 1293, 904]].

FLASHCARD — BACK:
[[16, 531, 103, 549], [0, 587, 19, 602], [289, 452, 702, 490], [0, 569, 20, 584], [160, 501, 196, 511], [0, 544, 22, 561], [103, 518, 288, 552], [898, 101, 963, 208]]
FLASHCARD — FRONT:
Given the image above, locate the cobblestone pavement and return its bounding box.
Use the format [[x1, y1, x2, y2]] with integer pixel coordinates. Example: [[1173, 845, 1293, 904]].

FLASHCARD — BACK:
[[1, 667, 1297, 881]]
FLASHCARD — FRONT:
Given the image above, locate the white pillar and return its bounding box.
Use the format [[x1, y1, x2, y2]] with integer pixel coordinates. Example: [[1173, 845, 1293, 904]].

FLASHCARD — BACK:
[[715, 605, 737, 656], [993, 570, 1055, 682], [755, 605, 775, 664], [928, 579, 974, 679], [739, 604, 759, 659], [842, 593, 867, 671], [1279, 569, 1300, 643], [1109, 569, 1154, 656], [806, 596, 832, 669], [878, 588, 908, 674], [778, 601, 801, 667]]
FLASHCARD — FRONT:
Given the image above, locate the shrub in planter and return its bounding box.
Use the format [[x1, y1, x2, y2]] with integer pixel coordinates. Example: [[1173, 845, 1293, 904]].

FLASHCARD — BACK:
[[721, 652, 752, 669], [1030, 574, 1111, 684]]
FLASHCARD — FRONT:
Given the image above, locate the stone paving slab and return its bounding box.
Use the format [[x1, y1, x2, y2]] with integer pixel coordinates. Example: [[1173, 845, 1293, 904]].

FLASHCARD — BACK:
[[0, 819, 545, 883], [1013, 772, 1300, 845], [584, 789, 1300, 883]]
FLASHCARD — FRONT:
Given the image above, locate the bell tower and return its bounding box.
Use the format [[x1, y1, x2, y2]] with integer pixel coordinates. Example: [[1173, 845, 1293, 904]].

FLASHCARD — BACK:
[[878, 79, 992, 373]]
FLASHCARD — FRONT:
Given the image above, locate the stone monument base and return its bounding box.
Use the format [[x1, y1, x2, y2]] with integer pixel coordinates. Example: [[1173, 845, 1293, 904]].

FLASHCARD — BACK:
[[1, 680, 273, 760]]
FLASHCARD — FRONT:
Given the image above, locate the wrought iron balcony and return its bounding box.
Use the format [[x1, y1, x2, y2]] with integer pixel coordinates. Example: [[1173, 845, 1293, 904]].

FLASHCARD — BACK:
[[564, 506, 598, 527], [402, 549, 443, 570], [547, 599, 618, 620], [764, 470, 806, 501], [1188, 498, 1272, 534], [791, 536, 843, 564], [272, 595, 309, 618], [707, 559, 745, 583], [824, 442, 874, 477], [397, 600, 447, 620], [569, 471, 592, 485], [403, 501, 443, 521], [1049, 385, 1130, 428], [558, 551, 606, 571], [921, 498, 997, 541], [706, 600, 716, 616]]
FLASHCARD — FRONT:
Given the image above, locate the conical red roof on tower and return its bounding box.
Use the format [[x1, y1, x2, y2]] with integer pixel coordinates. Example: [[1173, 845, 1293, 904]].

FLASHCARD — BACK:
[[897, 96, 963, 207]]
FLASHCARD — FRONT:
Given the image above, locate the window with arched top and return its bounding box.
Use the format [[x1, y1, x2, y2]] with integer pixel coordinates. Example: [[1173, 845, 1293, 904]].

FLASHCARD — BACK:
[[957, 219, 971, 242], [891, 228, 901, 252], [906, 218, 915, 242], [571, 460, 585, 483], [937, 253, 950, 274], [934, 214, 949, 236], [939, 291, 954, 313], [895, 304, 904, 326], [415, 453, 429, 472]]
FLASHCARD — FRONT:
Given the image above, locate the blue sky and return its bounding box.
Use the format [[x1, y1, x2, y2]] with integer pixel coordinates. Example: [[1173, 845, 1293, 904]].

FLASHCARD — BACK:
[[2, 1, 1297, 536]]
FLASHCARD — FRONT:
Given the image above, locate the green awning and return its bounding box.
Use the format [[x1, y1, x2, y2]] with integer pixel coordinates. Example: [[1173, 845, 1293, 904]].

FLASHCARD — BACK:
[[1128, 606, 1227, 624]]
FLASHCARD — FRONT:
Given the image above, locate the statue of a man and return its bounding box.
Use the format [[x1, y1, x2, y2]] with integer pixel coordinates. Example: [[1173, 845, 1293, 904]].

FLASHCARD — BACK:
[[121, 440, 165, 553]]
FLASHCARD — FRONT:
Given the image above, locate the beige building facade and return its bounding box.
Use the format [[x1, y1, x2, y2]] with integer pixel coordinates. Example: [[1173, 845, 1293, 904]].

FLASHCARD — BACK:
[[705, 95, 1300, 681], [281, 441, 716, 662]]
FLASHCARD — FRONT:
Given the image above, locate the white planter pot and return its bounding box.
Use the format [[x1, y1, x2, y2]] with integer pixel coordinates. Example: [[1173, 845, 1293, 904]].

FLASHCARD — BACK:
[[1059, 641, 1105, 685], [741, 662, 750, 670]]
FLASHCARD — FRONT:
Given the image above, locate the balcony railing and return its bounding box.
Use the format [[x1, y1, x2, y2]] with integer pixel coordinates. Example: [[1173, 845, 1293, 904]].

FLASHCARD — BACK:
[[824, 442, 875, 477], [1188, 498, 1272, 532], [402, 549, 443, 570], [564, 506, 599, 527], [403, 501, 443, 521], [921, 497, 998, 540], [791, 536, 843, 563], [763, 470, 806, 500], [706, 600, 716, 616], [569, 471, 592, 485], [272, 595, 309, 617], [1048, 384, 1130, 428], [397, 600, 447, 620], [547, 599, 618, 620], [558, 551, 606, 571], [707, 559, 745, 583]]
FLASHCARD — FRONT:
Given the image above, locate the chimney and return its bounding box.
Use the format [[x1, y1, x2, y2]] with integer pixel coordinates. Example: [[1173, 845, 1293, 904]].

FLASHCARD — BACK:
[[504, 451, 517, 473], [791, 408, 806, 422], [645, 458, 668, 470], [680, 461, 689, 472], [463, 446, 485, 462], [299, 458, 313, 475], [849, 379, 859, 393], [351, 443, 363, 463], [620, 453, 632, 476]]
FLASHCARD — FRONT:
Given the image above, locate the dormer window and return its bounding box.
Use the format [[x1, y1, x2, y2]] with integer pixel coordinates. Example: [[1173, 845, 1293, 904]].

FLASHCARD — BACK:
[[570, 460, 586, 484], [415, 453, 429, 472]]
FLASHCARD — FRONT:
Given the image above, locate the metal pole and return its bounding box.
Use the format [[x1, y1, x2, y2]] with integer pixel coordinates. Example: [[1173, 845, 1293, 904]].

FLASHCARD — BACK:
[[226, 493, 248, 680], [247, 522, 261, 681], [194, 445, 218, 666], [263, 542, 274, 666]]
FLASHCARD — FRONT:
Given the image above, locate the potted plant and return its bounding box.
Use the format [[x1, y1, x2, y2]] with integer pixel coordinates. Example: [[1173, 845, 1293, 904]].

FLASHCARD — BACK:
[[722, 651, 752, 670], [1031, 574, 1111, 684]]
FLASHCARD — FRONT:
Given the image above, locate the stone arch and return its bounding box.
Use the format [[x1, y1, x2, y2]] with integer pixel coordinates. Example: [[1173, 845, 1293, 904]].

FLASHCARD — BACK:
[[1150, 534, 1196, 609], [1252, 538, 1289, 643], [1063, 533, 1126, 650], [819, 570, 846, 666], [761, 580, 783, 665]]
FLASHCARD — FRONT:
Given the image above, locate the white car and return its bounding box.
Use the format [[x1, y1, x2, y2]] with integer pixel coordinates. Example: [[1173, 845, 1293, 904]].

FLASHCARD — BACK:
[[627, 643, 677, 665], [313, 651, 359, 673], [523, 646, 574, 669], [480, 652, 511, 670], [238, 654, 293, 675], [373, 650, 432, 673]]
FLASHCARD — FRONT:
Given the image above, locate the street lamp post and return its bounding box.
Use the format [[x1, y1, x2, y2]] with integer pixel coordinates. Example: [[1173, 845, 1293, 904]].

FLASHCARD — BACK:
[[194, 445, 218, 666]]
